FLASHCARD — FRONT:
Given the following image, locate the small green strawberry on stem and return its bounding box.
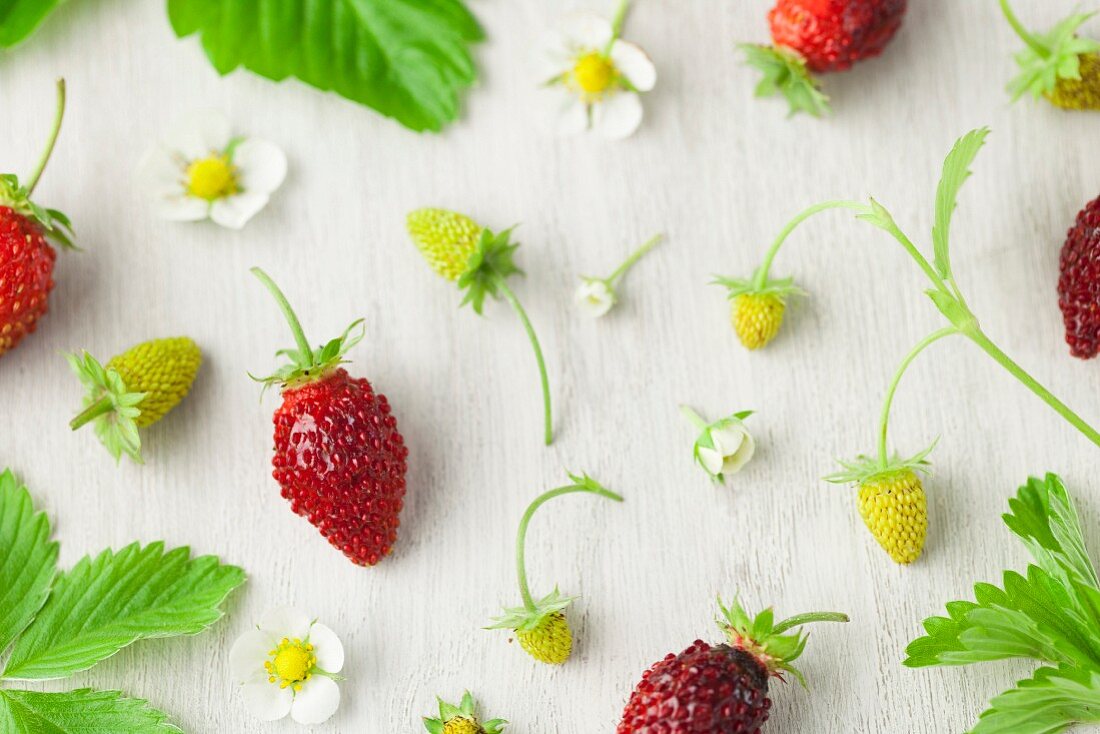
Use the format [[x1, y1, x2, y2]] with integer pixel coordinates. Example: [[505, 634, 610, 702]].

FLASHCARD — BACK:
[[733, 127, 1100, 565], [486, 472, 622, 665], [998, 0, 1100, 110], [407, 208, 553, 445], [67, 337, 202, 463], [680, 406, 755, 483], [423, 691, 506, 734], [574, 233, 662, 318]]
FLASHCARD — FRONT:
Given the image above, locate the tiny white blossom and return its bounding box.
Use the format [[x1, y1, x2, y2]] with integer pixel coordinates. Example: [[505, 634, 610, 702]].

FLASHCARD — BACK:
[[682, 406, 756, 482], [575, 278, 616, 318], [138, 112, 286, 230], [229, 607, 344, 725]]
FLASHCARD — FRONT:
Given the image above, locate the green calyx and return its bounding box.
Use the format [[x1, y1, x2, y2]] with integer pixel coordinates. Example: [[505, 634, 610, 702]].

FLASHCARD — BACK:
[[486, 587, 575, 633], [999, 0, 1100, 101], [712, 270, 805, 302], [458, 227, 523, 315], [739, 44, 829, 118], [66, 351, 147, 464], [717, 596, 849, 687], [423, 692, 507, 734], [249, 267, 364, 389], [824, 440, 936, 486]]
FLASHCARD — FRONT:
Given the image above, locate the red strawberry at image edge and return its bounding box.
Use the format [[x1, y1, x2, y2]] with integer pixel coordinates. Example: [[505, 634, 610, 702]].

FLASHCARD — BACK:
[[1059, 195, 1100, 359], [770, 0, 907, 73], [251, 268, 408, 567], [1, 79, 75, 357], [616, 599, 846, 733]]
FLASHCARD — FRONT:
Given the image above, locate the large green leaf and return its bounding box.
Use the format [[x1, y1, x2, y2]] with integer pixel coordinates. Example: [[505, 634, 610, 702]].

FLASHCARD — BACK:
[[1, 542, 245, 680], [0, 470, 58, 657], [0, 689, 180, 733], [0, 0, 65, 49], [167, 0, 484, 132], [1004, 474, 1099, 591], [971, 666, 1100, 733], [931, 128, 989, 280]]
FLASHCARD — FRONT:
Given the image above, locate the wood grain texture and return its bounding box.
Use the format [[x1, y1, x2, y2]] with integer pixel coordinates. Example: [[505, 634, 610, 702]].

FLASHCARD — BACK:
[[1, 1, 1099, 731]]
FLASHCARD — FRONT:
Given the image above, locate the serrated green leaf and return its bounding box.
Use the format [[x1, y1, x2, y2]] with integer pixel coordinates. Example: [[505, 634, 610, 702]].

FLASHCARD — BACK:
[[167, 0, 484, 132], [0, 470, 58, 658], [2, 542, 245, 680], [971, 666, 1100, 734], [0, 0, 64, 49], [0, 688, 180, 733], [1004, 474, 1099, 591], [932, 128, 988, 279]]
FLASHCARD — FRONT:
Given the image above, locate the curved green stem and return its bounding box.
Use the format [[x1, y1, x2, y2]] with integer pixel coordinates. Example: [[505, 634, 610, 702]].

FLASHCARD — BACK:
[[679, 404, 708, 431], [609, 0, 630, 45], [608, 233, 662, 283], [26, 79, 66, 195], [772, 612, 850, 635], [69, 395, 114, 431], [754, 201, 868, 289], [496, 279, 553, 445], [877, 327, 959, 468], [998, 0, 1049, 57], [251, 267, 313, 359], [515, 482, 624, 611]]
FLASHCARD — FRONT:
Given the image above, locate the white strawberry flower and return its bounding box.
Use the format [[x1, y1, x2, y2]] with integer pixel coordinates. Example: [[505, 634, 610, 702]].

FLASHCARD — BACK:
[[138, 112, 287, 229], [229, 606, 345, 725], [542, 2, 657, 140], [574, 233, 662, 318], [681, 406, 756, 482]]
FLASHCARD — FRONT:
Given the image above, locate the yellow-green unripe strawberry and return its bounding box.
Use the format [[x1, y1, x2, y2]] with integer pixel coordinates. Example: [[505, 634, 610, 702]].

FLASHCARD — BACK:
[[407, 208, 483, 281], [1048, 52, 1100, 110], [713, 272, 803, 351], [423, 692, 506, 734], [1000, 0, 1100, 110], [487, 473, 622, 665], [67, 337, 201, 463]]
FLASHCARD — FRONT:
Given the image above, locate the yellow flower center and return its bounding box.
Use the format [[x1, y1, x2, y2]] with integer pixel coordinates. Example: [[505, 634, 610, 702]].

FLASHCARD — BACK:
[[186, 155, 237, 201], [264, 638, 316, 691], [572, 52, 616, 95]]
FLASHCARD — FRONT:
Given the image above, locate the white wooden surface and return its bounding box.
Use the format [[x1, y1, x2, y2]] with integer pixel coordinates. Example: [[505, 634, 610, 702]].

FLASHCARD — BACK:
[[3, 1, 1100, 731]]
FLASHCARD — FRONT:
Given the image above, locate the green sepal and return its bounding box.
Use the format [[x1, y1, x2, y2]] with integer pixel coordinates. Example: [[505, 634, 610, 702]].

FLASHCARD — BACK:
[[250, 319, 364, 389], [1003, 10, 1100, 101], [823, 438, 937, 485], [457, 227, 523, 315], [711, 271, 805, 301], [66, 351, 146, 464], [424, 691, 506, 734], [486, 587, 574, 632], [683, 407, 754, 483], [0, 174, 75, 250], [739, 44, 830, 118]]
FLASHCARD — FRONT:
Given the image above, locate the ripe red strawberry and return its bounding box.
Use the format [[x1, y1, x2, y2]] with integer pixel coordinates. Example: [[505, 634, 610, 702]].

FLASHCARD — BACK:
[[251, 267, 409, 567], [0, 79, 75, 357], [740, 0, 907, 117], [1058, 194, 1100, 359], [617, 598, 847, 733]]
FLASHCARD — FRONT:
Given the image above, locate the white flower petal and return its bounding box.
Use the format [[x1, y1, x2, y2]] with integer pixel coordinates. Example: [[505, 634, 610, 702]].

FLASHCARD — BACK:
[[258, 607, 312, 640], [153, 195, 209, 222], [290, 676, 341, 725], [240, 679, 293, 722], [698, 447, 725, 477], [575, 280, 616, 318], [558, 95, 590, 136], [167, 111, 231, 160], [561, 12, 613, 50], [210, 192, 270, 230], [591, 92, 643, 140], [136, 147, 185, 197], [307, 622, 345, 674], [723, 432, 756, 475], [229, 629, 275, 682], [611, 40, 657, 92], [710, 425, 746, 457], [234, 138, 287, 195], [539, 30, 574, 81]]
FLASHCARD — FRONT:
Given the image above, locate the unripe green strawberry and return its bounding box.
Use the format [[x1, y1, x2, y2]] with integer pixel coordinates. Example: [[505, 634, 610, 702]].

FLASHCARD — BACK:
[[1049, 53, 1100, 110], [732, 292, 785, 350], [517, 611, 572, 665], [407, 208, 483, 281], [423, 692, 506, 734], [67, 337, 201, 463], [857, 469, 927, 564], [1000, 1, 1100, 110]]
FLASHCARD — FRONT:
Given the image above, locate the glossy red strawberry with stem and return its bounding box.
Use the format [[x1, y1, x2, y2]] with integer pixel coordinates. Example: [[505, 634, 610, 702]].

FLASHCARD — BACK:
[[251, 267, 408, 567]]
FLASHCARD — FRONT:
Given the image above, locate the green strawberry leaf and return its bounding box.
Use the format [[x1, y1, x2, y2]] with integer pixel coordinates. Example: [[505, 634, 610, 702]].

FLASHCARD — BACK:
[[0, 0, 64, 49], [932, 128, 989, 280], [0, 470, 58, 658], [0, 689, 180, 733], [1, 542, 245, 680], [167, 0, 484, 132], [971, 665, 1100, 734], [1004, 474, 1099, 591]]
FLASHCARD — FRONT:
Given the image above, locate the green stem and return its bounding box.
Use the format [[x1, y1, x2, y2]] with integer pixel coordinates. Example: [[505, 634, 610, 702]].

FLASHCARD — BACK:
[[26, 79, 66, 196], [877, 328, 959, 468], [515, 482, 624, 611], [496, 279, 553, 446], [608, 233, 662, 284], [70, 395, 114, 431], [679, 404, 708, 431], [998, 0, 1049, 57], [609, 0, 630, 45], [967, 329, 1100, 448], [754, 201, 868, 290], [251, 267, 313, 359], [772, 612, 850, 635]]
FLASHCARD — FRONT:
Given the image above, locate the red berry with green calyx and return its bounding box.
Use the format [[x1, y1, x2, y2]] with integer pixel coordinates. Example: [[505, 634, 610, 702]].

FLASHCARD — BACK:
[[251, 267, 409, 567], [616, 597, 847, 733], [0, 79, 75, 357]]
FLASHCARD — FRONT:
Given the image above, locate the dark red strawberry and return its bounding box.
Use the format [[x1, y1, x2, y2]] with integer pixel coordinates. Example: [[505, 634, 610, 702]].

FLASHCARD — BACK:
[[251, 267, 408, 566], [617, 598, 846, 733], [1058, 195, 1100, 359], [1, 79, 75, 357]]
